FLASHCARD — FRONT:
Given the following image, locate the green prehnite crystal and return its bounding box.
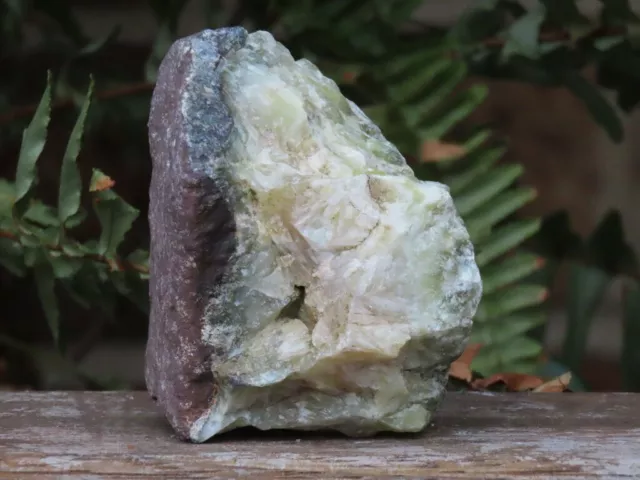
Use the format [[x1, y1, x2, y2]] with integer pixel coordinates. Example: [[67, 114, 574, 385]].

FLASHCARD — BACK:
[[146, 28, 482, 443]]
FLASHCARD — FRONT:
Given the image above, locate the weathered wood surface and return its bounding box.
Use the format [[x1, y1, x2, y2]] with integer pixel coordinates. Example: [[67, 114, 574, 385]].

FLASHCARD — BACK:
[[0, 392, 639, 479]]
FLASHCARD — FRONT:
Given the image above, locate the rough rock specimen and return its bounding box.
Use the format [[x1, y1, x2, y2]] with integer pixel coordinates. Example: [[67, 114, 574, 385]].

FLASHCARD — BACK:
[[146, 26, 482, 443]]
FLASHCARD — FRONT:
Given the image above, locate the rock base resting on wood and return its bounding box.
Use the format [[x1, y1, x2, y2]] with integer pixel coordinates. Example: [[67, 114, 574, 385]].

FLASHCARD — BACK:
[[145, 26, 482, 443]]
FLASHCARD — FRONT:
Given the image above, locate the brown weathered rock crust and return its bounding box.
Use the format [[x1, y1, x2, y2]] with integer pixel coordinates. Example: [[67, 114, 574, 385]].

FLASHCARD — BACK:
[[145, 27, 248, 440]]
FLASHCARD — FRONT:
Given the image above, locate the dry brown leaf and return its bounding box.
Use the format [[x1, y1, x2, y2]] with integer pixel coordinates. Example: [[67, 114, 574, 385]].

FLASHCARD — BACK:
[[538, 288, 550, 302], [533, 372, 572, 392], [342, 71, 358, 84], [448, 343, 483, 383], [420, 140, 466, 163], [472, 372, 545, 392], [90, 175, 115, 192]]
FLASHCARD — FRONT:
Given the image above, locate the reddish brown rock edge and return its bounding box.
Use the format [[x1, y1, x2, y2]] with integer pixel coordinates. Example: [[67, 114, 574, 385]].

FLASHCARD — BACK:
[[145, 27, 248, 441]]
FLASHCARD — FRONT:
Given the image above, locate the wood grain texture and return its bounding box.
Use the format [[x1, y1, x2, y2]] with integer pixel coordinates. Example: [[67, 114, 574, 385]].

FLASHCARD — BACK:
[[0, 392, 639, 479]]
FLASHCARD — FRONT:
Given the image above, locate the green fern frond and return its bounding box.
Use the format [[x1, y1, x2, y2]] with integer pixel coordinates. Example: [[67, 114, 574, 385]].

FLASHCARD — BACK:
[[0, 74, 148, 348]]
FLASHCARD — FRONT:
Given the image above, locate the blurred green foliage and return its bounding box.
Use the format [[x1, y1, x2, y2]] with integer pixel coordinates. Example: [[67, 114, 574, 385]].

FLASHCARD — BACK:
[[2, 0, 640, 390], [0, 73, 148, 354], [532, 210, 640, 391]]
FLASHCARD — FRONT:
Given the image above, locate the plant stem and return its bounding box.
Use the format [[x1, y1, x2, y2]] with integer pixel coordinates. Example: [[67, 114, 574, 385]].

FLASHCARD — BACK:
[[0, 229, 148, 274]]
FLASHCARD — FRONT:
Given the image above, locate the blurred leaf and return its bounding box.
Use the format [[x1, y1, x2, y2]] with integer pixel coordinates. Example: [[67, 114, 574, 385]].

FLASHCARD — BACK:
[[0, 179, 15, 218], [1, 0, 25, 38], [455, 164, 523, 216], [539, 0, 588, 26], [384, 47, 443, 78], [471, 310, 547, 345], [459, 129, 492, 156], [315, 60, 364, 86], [472, 335, 543, 374], [127, 249, 149, 264], [81, 239, 100, 255], [560, 70, 624, 143], [498, 56, 558, 86], [65, 208, 88, 229], [466, 188, 537, 241], [329, 5, 385, 55], [418, 85, 489, 140], [400, 62, 468, 127], [475, 220, 541, 267], [23, 203, 60, 228], [34, 225, 59, 243], [61, 240, 91, 258], [472, 371, 544, 391], [22, 247, 37, 267], [63, 263, 115, 316], [90, 170, 139, 258], [586, 209, 637, 275], [446, 146, 506, 194], [449, 343, 483, 383], [622, 279, 640, 391], [533, 372, 572, 392], [146, 0, 188, 82], [477, 284, 547, 321], [34, 260, 60, 347], [110, 270, 149, 313], [481, 253, 543, 294], [32, 0, 86, 45], [386, 54, 452, 103], [496, 0, 528, 17], [48, 253, 82, 279], [536, 358, 587, 391], [599, 0, 640, 25], [2, 0, 23, 16], [532, 210, 583, 259], [500, 4, 546, 61], [420, 140, 466, 162], [0, 333, 36, 356], [58, 78, 94, 225], [60, 282, 91, 310], [375, 0, 423, 25], [596, 43, 640, 112], [0, 238, 26, 277], [90, 172, 115, 192], [203, 0, 227, 27], [127, 249, 150, 279], [562, 263, 611, 374], [77, 27, 121, 57], [14, 72, 52, 216], [20, 234, 41, 249], [54, 77, 86, 111], [145, 23, 174, 83], [271, 0, 315, 34], [450, 0, 507, 48], [494, 335, 543, 365], [594, 35, 626, 52]]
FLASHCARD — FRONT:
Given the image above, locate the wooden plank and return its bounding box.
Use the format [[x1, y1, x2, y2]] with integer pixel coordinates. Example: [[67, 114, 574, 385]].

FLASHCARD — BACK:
[[0, 392, 639, 479]]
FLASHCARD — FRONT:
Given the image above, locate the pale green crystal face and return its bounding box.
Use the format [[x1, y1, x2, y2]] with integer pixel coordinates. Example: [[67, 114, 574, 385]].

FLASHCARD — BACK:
[[192, 31, 481, 441]]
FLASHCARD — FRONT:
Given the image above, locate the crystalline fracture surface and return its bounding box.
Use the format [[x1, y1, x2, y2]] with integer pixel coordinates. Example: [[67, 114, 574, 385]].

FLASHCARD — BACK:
[[145, 26, 482, 443]]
